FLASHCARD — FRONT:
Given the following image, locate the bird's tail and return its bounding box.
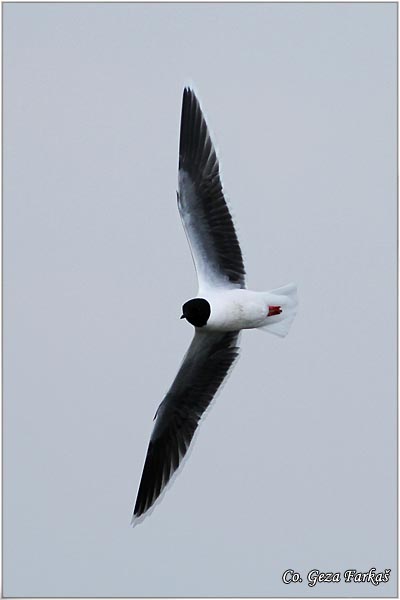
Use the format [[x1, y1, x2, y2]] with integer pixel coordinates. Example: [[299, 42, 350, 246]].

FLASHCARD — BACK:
[[259, 282, 298, 337]]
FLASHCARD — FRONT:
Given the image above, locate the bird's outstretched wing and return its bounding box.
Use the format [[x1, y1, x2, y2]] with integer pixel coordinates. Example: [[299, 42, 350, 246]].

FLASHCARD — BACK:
[[133, 330, 240, 520], [178, 88, 246, 292]]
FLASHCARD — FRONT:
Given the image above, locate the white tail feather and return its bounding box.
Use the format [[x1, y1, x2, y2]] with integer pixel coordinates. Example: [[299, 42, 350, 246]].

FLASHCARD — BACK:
[[259, 282, 298, 337]]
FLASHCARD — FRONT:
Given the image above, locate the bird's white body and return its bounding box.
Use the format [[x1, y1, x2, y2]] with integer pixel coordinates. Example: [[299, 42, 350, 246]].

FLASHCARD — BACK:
[[199, 283, 297, 336]]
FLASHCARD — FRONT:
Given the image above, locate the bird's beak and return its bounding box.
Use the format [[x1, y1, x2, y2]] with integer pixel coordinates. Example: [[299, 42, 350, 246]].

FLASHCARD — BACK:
[[180, 314, 185, 319]]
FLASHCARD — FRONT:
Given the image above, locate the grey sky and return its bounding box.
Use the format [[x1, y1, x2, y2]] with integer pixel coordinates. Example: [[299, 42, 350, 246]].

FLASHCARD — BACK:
[[4, 2, 397, 597]]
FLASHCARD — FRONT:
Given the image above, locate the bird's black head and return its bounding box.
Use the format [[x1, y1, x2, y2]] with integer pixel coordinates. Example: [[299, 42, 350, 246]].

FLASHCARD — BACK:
[[180, 298, 211, 327]]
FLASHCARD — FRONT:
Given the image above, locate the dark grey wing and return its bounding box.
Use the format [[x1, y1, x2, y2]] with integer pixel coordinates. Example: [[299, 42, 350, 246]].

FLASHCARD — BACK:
[[133, 330, 240, 520], [178, 88, 246, 292]]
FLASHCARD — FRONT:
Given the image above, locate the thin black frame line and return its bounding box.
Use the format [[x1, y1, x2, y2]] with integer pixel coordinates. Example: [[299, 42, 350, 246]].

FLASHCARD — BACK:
[[1, 2, 398, 599]]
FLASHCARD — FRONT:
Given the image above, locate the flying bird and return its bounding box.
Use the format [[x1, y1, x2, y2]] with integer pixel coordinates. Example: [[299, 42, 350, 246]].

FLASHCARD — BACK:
[[133, 88, 297, 523]]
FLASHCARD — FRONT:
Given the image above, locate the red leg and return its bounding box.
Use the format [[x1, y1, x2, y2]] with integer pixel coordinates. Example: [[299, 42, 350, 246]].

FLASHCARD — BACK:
[[268, 305, 282, 317]]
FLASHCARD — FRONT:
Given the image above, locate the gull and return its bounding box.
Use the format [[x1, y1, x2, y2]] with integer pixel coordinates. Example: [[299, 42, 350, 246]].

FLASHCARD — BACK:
[[132, 87, 297, 523]]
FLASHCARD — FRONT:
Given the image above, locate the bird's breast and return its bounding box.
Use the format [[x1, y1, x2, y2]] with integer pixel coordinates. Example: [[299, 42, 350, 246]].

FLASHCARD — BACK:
[[204, 289, 267, 332]]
